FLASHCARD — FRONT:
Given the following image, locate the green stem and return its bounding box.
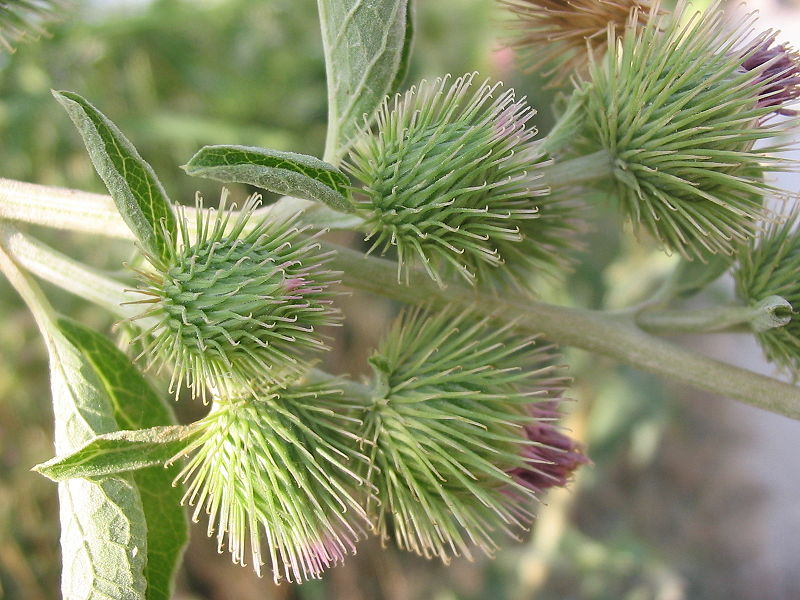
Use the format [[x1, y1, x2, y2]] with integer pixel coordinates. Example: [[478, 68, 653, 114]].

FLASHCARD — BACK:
[[0, 221, 140, 321], [0, 178, 358, 239], [0, 227, 57, 340], [324, 243, 800, 420], [636, 305, 755, 334], [3, 181, 800, 419], [636, 296, 793, 335], [304, 368, 374, 404]]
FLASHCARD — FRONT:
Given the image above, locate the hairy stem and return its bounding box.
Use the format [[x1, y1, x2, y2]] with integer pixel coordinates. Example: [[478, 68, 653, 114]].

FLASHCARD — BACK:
[[0, 227, 57, 337], [0, 221, 141, 320], [0, 178, 358, 238], [325, 244, 800, 419], [2, 180, 800, 419]]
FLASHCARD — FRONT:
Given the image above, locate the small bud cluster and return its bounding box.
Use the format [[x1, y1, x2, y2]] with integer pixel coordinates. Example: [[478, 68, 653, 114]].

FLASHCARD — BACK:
[[124, 188, 585, 581], [132, 191, 338, 400], [735, 205, 800, 372]]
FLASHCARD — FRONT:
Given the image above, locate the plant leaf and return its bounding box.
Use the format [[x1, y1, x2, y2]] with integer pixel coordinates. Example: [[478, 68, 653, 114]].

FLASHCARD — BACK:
[[318, 0, 410, 160], [184, 144, 353, 212], [56, 318, 189, 600], [34, 426, 193, 480], [390, 0, 415, 94], [46, 327, 149, 600], [53, 90, 177, 265]]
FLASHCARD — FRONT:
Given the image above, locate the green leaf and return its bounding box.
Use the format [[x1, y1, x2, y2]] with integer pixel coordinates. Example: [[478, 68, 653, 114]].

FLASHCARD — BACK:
[[318, 0, 410, 160], [184, 144, 353, 212], [34, 426, 194, 481], [52, 90, 177, 265], [390, 1, 415, 94], [56, 318, 189, 600], [47, 326, 149, 600]]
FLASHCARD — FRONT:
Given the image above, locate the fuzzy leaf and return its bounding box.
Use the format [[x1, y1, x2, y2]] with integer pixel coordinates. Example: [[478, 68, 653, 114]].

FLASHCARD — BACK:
[[56, 318, 189, 600], [183, 144, 353, 212], [318, 0, 410, 158], [35, 426, 193, 481], [53, 90, 177, 264], [46, 325, 149, 600], [390, 1, 415, 94]]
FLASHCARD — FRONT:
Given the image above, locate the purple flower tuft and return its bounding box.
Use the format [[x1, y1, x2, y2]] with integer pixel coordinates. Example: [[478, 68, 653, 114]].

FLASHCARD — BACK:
[[740, 35, 800, 116], [510, 402, 589, 494]]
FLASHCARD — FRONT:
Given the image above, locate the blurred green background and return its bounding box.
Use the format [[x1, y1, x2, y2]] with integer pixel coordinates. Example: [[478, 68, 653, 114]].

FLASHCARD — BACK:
[[0, 0, 797, 598]]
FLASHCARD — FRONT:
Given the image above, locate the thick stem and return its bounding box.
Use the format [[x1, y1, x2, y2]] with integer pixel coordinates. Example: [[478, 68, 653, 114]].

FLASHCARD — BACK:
[[325, 243, 800, 420], [0, 221, 140, 320], [3, 181, 800, 419], [637, 296, 794, 334], [0, 178, 359, 239]]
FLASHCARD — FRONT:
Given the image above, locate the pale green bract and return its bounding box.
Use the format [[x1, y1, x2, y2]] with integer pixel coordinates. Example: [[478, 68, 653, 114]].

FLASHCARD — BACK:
[[35, 425, 194, 481]]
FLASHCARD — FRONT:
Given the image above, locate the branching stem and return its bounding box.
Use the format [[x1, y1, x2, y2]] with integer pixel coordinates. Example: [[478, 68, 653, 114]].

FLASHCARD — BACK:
[[2, 179, 799, 420]]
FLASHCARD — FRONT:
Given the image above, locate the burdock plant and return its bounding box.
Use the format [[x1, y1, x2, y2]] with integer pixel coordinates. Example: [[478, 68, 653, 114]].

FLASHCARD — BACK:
[[131, 191, 338, 401], [546, 0, 800, 259], [2, 0, 800, 597], [360, 307, 571, 560], [345, 72, 578, 287]]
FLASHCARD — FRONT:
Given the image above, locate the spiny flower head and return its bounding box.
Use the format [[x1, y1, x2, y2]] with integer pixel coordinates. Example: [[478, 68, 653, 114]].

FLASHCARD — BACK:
[[569, 0, 799, 260], [0, 0, 67, 52], [735, 204, 800, 373], [502, 0, 656, 86], [359, 306, 573, 562], [170, 380, 369, 583], [132, 191, 338, 400], [508, 401, 588, 494], [345, 72, 577, 288]]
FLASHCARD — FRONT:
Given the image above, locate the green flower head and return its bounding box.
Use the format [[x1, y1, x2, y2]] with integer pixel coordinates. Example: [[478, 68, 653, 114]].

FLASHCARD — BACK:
[[570, 0, 798, 259], [345, 72, 579, 289], [131, 191, 339, 401], [735, 204, 800, 373], [171, 380, 368, 583], [360, 306, 573, 561]]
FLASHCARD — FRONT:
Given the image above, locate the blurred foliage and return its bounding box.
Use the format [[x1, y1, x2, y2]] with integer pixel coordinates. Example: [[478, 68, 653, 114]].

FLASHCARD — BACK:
[[0, 1, 773, 599]]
